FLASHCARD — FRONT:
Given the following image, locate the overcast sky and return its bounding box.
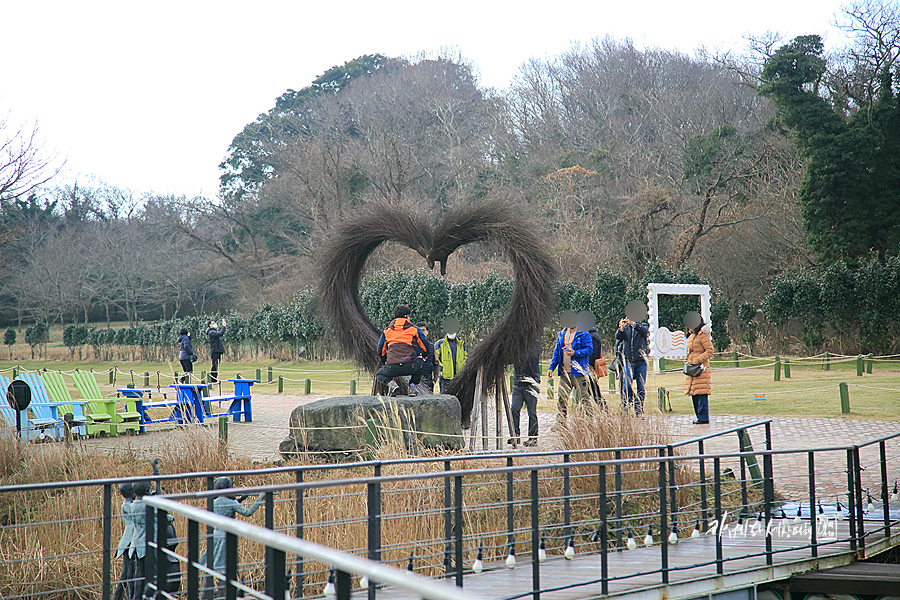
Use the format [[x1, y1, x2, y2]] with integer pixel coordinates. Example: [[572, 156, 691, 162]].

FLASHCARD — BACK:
[[1, 0, 850, 199]]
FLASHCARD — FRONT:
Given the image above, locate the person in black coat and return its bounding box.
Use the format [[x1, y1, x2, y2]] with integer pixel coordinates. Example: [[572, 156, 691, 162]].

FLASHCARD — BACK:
[[416, 322, 436, 394], [509, 340, 542, 447], [615, 314, 649, 415], [207, 319, 227, 383]]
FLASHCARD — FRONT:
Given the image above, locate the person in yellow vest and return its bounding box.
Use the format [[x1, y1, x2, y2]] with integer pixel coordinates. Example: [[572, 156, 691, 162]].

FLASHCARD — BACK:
[[435, 317, 467, 394]]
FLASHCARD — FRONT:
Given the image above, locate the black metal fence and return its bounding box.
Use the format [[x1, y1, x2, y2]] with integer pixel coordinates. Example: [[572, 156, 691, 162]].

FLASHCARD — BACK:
[[0, 420, 771, 599], [5, 420, 900, 600]]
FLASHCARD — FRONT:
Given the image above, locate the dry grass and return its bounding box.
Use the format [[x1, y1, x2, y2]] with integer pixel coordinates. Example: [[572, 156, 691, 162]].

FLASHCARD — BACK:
[[0, 407, 728, 599]]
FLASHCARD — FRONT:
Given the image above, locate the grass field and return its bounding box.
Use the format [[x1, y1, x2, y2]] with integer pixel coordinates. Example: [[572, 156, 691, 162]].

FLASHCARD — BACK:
[[645, 356, 900, 421], [0, 358, 369, 398], [2, 352, 898, 420]]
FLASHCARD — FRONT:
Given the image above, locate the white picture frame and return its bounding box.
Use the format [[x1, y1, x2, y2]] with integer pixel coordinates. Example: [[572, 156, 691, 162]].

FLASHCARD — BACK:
[[646, 283, 712, 372]]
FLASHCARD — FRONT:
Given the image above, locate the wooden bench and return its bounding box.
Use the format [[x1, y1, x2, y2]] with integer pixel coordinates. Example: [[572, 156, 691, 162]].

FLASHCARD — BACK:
[[25, 372, 90, 439], [72, 370, 140, 436]]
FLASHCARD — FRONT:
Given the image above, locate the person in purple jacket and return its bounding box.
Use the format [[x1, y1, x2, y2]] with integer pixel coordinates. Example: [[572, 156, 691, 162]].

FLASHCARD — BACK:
[[177, 328, 194, 383]]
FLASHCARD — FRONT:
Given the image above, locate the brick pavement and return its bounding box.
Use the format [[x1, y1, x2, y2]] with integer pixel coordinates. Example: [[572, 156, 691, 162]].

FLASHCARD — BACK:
[[662, 414, 900, 500], [77, 394, 900, 500]]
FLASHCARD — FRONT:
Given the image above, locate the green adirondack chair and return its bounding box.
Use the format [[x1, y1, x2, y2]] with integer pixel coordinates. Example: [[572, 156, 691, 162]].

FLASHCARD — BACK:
[[71, 370, 141, 435], [43, 371, 115, 435]]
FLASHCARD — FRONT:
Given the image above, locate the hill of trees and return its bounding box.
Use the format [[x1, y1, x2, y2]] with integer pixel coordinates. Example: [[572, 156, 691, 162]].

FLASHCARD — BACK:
[[0, 0, 897, 355]]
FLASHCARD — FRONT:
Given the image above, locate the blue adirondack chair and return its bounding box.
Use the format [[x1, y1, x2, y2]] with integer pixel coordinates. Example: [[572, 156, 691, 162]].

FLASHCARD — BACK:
[[0, 374, 31, 437], [18, 372, 63, 440]]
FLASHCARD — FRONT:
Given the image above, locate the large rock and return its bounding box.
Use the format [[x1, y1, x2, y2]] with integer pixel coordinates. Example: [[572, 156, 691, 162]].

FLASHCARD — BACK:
[[279, 394, 462, 459]]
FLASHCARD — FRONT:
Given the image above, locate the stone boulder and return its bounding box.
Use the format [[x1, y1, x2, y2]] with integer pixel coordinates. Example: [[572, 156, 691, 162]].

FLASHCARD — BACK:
[[279, 394, 462, 459]]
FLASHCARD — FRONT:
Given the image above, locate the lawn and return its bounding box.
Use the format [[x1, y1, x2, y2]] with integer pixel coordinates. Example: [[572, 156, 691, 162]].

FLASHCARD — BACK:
[[0, 358, 370, 398], [2, 352, 898, 420], [641, 358, 900, 421]]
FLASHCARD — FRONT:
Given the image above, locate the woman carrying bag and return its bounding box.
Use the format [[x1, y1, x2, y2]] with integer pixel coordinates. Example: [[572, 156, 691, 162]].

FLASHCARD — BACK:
[[684, 316, 714, 424], [177, 328, 196, 383]]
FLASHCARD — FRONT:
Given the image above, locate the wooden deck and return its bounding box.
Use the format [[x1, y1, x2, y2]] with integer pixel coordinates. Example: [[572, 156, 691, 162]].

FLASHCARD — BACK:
[[377, 523, 900, 600]]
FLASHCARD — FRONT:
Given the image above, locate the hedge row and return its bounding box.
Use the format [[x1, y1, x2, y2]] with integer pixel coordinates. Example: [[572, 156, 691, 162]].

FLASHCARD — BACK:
[[762, 255, 900, 354], [56, 261, 732, 362]]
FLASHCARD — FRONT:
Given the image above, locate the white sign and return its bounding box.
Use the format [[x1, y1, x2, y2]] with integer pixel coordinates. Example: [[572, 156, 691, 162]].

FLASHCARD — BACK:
[[655, 327, 687, 359]]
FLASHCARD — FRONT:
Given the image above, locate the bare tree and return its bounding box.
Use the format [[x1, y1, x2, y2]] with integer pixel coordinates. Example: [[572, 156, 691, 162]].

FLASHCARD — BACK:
[[0, 115, 62, 202], [830, 0, 900, 115], [503, 37, 791, 278]]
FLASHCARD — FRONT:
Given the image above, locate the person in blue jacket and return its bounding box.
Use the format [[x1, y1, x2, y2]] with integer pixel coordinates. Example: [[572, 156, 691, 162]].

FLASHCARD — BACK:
[[615, 314, 649, 415], [547, 310, 593, 422]]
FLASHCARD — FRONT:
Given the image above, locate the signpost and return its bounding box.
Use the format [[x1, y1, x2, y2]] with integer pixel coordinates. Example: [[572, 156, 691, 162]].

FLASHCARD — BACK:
[[6, 379, 32, 438]]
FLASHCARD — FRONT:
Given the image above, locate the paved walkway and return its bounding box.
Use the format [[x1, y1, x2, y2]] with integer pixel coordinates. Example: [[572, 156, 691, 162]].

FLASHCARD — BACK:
[[75, 394, 900, 499]]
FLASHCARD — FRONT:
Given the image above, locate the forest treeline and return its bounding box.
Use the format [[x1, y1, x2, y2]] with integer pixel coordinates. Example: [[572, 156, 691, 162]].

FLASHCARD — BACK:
[[0, 1, 898, 355]]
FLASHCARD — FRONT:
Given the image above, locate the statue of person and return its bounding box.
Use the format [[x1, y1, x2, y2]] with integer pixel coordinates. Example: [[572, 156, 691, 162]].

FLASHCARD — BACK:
[[151, 458, 181, 595], [127, 480, 152, 600], [113, 482, 135, 600], [200, 477, 265, 599]]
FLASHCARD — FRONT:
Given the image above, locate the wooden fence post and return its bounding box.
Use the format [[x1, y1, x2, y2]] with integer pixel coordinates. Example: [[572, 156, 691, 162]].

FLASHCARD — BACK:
[[218, 415, 228, 454]]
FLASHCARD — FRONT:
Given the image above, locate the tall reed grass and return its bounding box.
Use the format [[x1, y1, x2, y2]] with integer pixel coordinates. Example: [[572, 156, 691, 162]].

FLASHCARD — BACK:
[[0, 406, 745, 599]]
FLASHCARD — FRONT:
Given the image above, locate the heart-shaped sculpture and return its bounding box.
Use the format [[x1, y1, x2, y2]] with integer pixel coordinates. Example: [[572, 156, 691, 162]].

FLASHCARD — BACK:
[[318, 198, 556, 425]]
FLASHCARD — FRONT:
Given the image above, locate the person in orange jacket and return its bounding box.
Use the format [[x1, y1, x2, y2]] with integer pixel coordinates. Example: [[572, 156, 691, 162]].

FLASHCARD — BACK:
[[376, 305, 430, 396]]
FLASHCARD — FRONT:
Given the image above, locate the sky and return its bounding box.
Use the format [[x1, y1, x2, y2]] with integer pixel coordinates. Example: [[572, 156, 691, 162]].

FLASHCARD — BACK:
[[1, 0, 850, 200]]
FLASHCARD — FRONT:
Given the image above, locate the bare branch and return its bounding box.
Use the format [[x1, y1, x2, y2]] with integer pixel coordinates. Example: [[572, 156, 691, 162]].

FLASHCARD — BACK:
[[0, 115, 63, 201]]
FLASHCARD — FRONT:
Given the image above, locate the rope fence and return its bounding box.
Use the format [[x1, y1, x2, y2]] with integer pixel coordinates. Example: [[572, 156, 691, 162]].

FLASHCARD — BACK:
[[3, 358, 900, 405]]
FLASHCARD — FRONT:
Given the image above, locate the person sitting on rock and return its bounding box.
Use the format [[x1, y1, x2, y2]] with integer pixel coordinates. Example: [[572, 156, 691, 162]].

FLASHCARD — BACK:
[[376, 305, 430, 397]]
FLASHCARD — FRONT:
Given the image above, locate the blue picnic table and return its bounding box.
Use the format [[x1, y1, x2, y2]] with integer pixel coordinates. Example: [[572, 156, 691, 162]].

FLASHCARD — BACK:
[[118, 379, 257, 429], [117, 387, 159, 433], [226, 378, 257, 422]]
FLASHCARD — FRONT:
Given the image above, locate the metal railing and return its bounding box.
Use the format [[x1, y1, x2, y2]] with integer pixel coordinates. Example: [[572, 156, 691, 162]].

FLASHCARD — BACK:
[[132, 428, 900, 600], [143, 495, 483, 600], [0, 419, 774, 600]]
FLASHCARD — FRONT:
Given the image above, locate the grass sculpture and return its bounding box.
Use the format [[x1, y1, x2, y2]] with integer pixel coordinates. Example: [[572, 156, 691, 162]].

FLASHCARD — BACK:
[[317, 198, 556, 425]]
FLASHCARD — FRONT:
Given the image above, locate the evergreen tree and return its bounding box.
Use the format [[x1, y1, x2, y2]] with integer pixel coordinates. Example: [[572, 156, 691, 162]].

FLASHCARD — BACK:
[[760, 34, 900, 263]]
